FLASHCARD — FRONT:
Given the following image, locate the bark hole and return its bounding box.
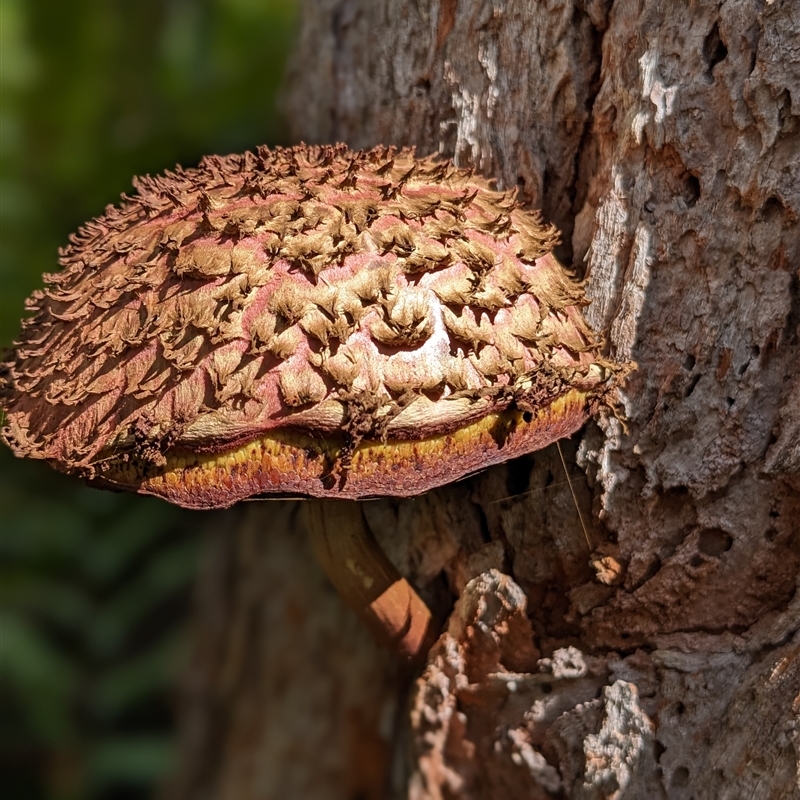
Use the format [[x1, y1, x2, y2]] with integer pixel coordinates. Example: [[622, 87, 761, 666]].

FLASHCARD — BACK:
[[702, 23, 728, 77], [697, 528, 733, 558], [684, 373, 701, 398], [682, 173, 700, 207], [671, 766, 690, 788]]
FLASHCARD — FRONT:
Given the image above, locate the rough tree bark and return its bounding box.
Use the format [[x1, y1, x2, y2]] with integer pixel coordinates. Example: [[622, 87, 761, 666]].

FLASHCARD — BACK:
[[166, 1, 800, 798]]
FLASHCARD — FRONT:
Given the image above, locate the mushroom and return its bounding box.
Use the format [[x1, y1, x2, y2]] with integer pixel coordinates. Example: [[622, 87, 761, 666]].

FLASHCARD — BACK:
[[0, 144, 628, 662]]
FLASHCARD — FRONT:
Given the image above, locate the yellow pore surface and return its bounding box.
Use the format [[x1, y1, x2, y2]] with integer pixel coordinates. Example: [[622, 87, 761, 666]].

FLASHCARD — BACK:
[[113, 390, 586, 501]]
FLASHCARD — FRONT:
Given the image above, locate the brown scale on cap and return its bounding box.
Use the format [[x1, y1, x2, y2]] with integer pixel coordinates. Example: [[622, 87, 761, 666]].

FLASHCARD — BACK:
[[0, 144, 626, 510]]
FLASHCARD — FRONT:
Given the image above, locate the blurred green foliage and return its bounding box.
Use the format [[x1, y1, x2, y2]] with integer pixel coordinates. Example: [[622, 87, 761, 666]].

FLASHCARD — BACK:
[[0, 0, 298, 797]]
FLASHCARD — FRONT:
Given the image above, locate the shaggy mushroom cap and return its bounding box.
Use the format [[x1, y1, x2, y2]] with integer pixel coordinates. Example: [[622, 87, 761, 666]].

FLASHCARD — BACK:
[[1, 144, 624, 509]]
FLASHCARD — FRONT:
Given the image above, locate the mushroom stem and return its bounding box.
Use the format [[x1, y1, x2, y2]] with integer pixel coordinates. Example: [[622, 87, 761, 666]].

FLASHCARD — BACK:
[[305, 500, 435, 663]]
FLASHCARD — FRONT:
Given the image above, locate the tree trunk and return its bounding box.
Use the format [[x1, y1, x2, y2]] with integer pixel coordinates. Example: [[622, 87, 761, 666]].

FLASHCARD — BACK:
[[166, 1, 800, 798]]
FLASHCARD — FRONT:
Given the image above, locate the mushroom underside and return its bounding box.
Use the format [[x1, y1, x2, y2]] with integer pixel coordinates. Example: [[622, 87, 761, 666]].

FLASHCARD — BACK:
[[89, 389, 590, 508]]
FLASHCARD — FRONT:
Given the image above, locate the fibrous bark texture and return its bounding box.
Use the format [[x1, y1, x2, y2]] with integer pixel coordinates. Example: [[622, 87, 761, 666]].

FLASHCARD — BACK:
[[169, 1, 800, 798]]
